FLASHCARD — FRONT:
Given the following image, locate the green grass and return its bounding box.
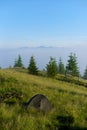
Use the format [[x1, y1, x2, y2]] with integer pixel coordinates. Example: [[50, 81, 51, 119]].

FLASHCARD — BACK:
[[0, 69, 87, 129]]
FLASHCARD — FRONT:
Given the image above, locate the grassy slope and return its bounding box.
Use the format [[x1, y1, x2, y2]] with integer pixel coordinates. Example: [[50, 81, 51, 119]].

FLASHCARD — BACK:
[[0, 69, 87, 129]]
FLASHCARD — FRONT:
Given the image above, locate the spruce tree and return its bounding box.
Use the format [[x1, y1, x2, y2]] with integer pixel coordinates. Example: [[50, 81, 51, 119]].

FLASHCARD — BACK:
[[66, 53, 79, 77], [83, 66, 87, 80], [58, 57, 65, 74], [28, 56, 38, 75], [14, 55, 24, 68], [46, 57, 58, 77]]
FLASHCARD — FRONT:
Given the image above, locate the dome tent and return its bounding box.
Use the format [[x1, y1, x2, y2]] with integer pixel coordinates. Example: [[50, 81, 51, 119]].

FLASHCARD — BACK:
[[26, 94, 52, 112]]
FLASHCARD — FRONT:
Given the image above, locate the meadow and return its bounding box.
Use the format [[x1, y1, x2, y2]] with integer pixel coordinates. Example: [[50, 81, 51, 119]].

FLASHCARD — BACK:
[[0, 68, 87, 129]]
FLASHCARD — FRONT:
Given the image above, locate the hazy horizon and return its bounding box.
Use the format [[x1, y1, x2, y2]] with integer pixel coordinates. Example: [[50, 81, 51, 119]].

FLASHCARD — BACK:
[[0, 46, 87, 75], [0, 43, 87, 49]]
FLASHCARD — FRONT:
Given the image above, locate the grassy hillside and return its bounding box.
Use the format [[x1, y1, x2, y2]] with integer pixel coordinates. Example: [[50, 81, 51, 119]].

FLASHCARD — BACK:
[[0, 69, 87, 129]]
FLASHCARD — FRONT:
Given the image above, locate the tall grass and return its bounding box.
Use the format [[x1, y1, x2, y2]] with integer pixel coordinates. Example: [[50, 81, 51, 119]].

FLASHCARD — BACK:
[[0, 69, 87, 129]]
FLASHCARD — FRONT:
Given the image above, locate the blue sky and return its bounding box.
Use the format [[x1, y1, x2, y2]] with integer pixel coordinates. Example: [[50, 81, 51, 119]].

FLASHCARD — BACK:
[[0, 0, 87, 48]]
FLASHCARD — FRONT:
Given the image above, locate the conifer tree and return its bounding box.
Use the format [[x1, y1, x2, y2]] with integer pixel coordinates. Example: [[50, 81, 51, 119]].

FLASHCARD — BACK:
[[66, 53, 79, 77], [46, 57, 58, 77], [58, 57, 65, 74], [83, 66, 87, 80], [28, 56, 38, 75], [14, 55, 24, 68]]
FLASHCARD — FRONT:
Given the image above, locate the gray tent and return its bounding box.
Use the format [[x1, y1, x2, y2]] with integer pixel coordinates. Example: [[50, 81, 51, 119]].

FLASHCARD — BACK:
[[26, 94, 52, 112]]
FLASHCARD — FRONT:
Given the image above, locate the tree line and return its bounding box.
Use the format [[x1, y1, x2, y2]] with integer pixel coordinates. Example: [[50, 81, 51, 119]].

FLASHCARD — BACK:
[[12, 53, 87, 80]]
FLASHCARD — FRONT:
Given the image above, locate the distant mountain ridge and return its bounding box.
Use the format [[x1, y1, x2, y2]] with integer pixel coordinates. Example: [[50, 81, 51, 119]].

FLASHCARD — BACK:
[[18, 46, 54, 49]]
